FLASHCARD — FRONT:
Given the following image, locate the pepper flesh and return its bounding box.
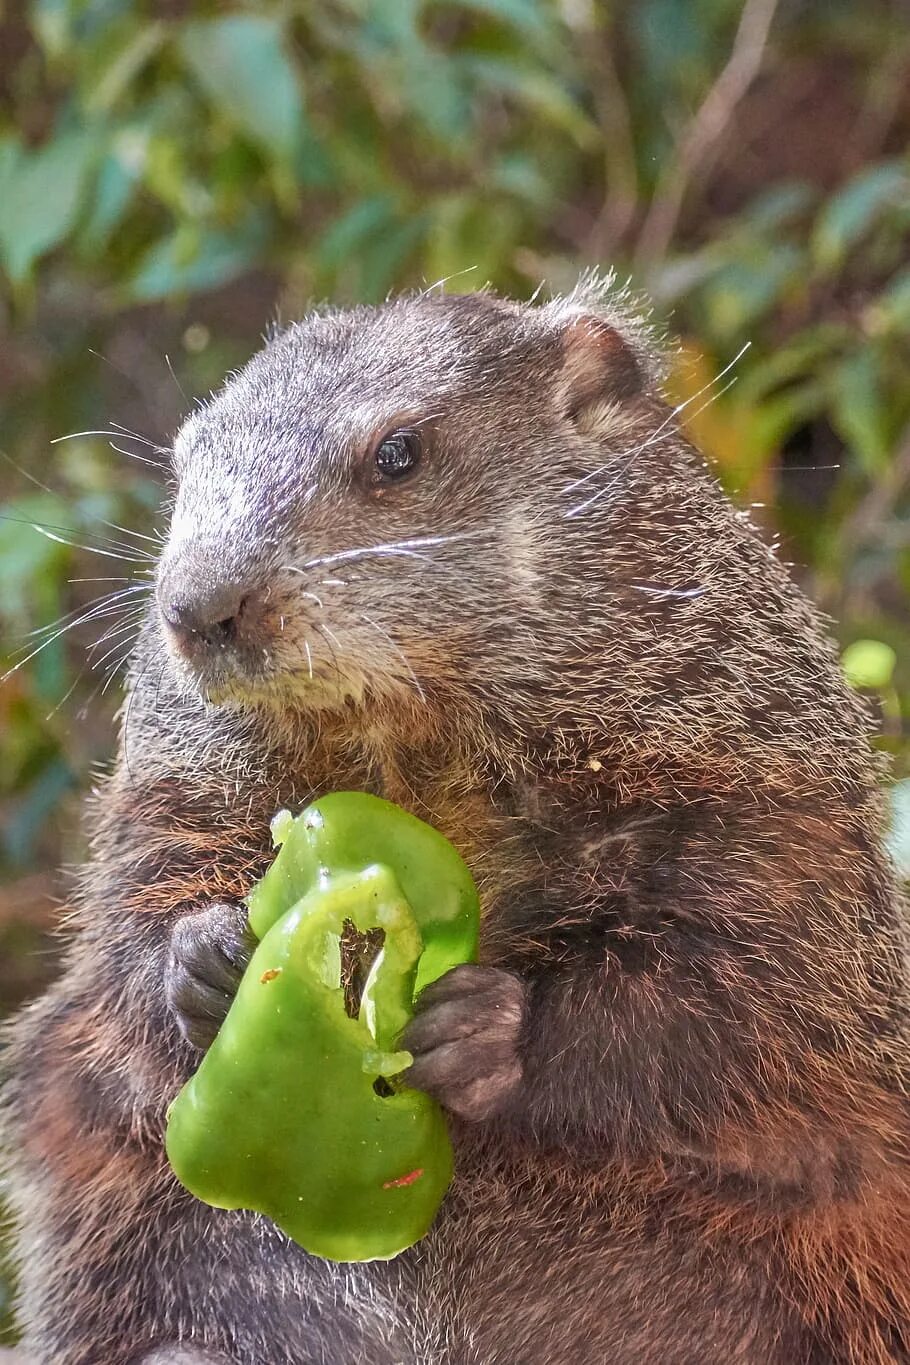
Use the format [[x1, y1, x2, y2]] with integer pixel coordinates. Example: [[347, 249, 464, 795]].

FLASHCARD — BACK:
[[246, 793, 480, 991], [165, 793, 480, 1262]]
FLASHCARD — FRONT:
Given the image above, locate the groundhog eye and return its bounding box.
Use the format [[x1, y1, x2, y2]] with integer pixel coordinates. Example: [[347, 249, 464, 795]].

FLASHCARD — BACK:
[[374, 429, 421, 481]]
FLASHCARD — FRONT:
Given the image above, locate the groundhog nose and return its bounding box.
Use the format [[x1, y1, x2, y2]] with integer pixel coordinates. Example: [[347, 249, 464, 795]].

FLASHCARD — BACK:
[[158, 577, 250, 648]]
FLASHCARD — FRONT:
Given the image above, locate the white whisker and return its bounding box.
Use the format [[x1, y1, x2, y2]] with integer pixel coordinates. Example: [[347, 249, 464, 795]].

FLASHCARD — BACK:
[[97, 518, 163, 546], [631, 583, 706, 600], [108, 421, 163, 450], [3, 603, 134, 681], [87, 613, 146, 664], [319, 622, 344, 653], [562, 342, 752, 503], [25, 585, 149, 641], [28, 524, 154, 562], [359, 613, 426, 705], [298, 529, 490, 572]]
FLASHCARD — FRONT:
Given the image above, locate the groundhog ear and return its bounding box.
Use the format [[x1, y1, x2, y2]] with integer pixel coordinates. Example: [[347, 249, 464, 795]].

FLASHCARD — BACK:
[[557, 315, 643, 424]]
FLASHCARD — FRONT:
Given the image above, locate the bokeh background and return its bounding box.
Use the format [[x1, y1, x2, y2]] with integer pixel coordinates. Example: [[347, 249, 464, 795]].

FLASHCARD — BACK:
[[1, 0, 909, 1340]]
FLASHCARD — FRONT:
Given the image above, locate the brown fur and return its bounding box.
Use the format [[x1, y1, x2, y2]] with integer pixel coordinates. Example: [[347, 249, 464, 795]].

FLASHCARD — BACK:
[[3, 277, 909, 1363]]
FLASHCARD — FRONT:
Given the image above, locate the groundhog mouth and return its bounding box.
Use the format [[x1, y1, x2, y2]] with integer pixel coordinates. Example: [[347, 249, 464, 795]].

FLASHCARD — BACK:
[[161, 616, 374, 716], [155, 563, 435, 717]]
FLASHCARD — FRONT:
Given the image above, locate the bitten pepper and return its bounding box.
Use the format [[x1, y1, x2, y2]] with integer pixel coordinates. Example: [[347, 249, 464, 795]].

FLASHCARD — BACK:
[[165, 792, 480, 1262]]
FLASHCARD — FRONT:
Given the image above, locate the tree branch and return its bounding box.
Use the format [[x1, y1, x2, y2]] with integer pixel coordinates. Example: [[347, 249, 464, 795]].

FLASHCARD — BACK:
[[579, 13, 640, 259], [634, 0, 782, 274]]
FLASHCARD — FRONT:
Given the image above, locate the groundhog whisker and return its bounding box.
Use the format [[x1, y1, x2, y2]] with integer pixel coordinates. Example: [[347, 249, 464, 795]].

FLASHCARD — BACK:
[[109, 443, 166, 468], [99, 625, 148, 690], [318, 621, 344, 655], [7, 601, 149, 686], [68, 576, 145, 584], [565, 375, 742, 520], [2, 599, 142, 681], [0, 513, 155, 564], [43, 667, 91, 722], [297, 529, 491, 573], [120, 652, 162, 783], [0, 446, 60, 498], [562, 409, 679, 498], [99, 652, 135, 695], [90, 521, 163, 556], [87, 606, 148, 655], [107, 421, 163, 450], [31, 523, 156, 563], [96, 644, 141, 692], [418, 270, 478, 297], [630, 583, 707, 600], [312, 622, 341, 681], [95, 518, 164, 548], [24, 585, 150, 642], [562, 342, 752, 501], [298, 547, 431, 571], [303, 638, 314, 681], [88, 625, 147, 678], [50, 428, 168, 470], [50, 428, 158, 446], [358, 612, 427, 705]]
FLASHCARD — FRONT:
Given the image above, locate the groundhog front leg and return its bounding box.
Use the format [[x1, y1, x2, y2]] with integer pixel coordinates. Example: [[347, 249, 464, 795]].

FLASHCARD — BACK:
[[165, 901, 253, 1048]]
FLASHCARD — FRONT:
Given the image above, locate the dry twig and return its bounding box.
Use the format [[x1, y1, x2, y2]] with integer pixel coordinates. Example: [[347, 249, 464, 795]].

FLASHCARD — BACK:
[[580, 13, 640, 258], [634, 0, 782, 273]]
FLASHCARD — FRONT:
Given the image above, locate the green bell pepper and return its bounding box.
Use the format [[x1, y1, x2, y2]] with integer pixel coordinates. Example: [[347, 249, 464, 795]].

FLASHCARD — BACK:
[[165, 792, 480, 1262]]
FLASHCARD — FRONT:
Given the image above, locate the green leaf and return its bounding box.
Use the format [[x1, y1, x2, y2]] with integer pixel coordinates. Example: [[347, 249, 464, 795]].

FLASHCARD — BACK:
[[871, 266, 910, 332], [31, 0, 71, 58], [737, 324, 848, 404], [77, 127, 148, 248], [829, 349, 892, 475], [812, 162, 909, 273], [738, 182, 815, 234], [0, 129, 98, 284], [1, 758, 74, 867], [125, 214, 269, 302], [449, 0, 555, 41], [841, 639, 897, 691], [314, 196, 399, 273], [388, 53, 471, 142], [0, 495, 73, 624], [179, 16, 305, 162], [85, 20, 167, 113], [356, 216, 427, 300], [465, 56, 599, 149], [703, 245, 803, 339]]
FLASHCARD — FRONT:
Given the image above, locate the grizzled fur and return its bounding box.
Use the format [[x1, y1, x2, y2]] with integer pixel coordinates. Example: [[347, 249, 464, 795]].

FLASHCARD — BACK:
[[4, 279, 910, 1364]]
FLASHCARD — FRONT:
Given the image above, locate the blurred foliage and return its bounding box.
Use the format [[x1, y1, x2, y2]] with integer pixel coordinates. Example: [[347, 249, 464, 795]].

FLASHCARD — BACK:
[[0, 0, 908, 1342], [0, 0, 907, 917]]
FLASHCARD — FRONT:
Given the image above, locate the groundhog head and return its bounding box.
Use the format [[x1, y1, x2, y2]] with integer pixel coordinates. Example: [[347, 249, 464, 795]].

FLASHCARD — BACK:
[[155, 279, 666, 731]]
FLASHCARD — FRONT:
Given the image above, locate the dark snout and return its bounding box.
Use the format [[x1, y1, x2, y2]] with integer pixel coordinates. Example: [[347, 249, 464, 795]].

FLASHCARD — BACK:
[[157, 545, 260, 656]]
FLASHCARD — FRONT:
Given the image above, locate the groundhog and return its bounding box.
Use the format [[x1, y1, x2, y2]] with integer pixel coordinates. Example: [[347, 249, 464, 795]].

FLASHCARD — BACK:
[[3, 279, 910, 1365]]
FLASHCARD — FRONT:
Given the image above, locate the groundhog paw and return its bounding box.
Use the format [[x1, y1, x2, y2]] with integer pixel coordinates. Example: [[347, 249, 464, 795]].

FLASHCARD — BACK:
[[166, 901, 253, 1050], [400, 964, 527, 1122]]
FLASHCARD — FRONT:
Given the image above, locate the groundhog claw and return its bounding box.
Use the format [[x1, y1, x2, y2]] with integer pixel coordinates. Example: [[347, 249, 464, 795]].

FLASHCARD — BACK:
[[166, 901, 253, 1050], [401, 964, 527, 1122]]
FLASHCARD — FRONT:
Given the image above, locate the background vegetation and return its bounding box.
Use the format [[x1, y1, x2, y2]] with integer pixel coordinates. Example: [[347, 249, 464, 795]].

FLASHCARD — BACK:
[[1, 0, 909, 1340]]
